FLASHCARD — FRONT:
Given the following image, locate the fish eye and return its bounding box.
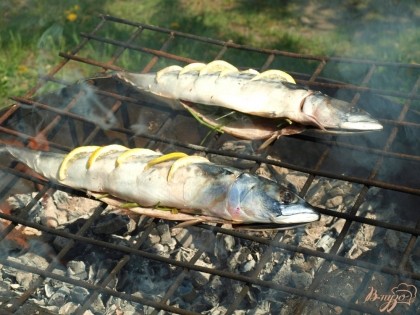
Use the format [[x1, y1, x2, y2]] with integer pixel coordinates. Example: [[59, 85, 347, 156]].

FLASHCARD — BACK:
[[280, 190, 294, 204]]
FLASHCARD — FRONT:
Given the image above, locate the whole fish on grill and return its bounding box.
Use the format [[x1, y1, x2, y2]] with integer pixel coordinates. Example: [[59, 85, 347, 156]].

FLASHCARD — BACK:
[[113, 60, 383, 139], [1, 144, 320, 227]]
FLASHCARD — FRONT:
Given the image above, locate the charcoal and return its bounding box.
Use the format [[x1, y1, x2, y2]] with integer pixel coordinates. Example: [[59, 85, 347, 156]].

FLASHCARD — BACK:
[[48, 285, 70, 307], [66, 260, 88, 280], [58, 302, 79, 314]]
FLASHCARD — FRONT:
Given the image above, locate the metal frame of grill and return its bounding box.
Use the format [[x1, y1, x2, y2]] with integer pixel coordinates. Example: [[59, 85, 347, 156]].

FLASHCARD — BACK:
[[0, 14, 419, 314]]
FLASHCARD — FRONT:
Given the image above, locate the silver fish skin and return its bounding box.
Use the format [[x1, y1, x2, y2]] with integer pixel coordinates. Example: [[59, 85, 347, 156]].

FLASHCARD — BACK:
[[1, 145, 320, 225], [115, 62, 382, 132]]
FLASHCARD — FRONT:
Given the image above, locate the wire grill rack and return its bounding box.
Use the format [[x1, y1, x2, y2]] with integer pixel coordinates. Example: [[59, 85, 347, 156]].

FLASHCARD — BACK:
[[0, 14, 419, 314]]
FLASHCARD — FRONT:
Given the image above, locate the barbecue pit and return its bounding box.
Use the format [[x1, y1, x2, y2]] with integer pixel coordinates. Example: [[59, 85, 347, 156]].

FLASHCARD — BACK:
[[0, 15, 419, 314]]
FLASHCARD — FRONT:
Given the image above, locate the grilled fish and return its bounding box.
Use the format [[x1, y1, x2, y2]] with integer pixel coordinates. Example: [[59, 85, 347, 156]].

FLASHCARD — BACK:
[[114, 60, 383, 132], [1, 145, 320, 226]]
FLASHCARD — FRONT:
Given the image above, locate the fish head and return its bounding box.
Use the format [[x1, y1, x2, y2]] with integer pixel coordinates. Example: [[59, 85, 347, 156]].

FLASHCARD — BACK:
[[302, 92, 383, 131], [227, 173, 320, 224]]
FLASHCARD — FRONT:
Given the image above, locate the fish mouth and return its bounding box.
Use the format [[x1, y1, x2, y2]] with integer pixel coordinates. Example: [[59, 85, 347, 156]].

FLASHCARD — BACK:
[[273, 203, 320, 224], [338, 115, 383, 131]]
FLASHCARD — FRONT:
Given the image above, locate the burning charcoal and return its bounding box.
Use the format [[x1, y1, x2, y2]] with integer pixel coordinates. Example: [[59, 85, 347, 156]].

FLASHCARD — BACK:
[[48, 285, 70, 307], [71, 286, 90, 303], [290, 271, 313, 289], [316, 231, 337, 253], [147, 228, 161, 245], [156, 223, 172, 245], [285, 172, 309, 192], [214, 234, 235, 261], [240, 256, 256, 273], [223, 234, 236, 252], [92, 213, 135, 235], [59, 302, 79, 314], [105, 296, 140, 315], [173, 228, 193, 248], [44, 283, 54, 298], [7, 193, 43, 219], [66, 260, 87, 280], [178, 281, 197, 303], [191, 260, 214, 288], [15, 271, 36, 291], [88, 294, 106, 314], [325, 195, 343, 209]]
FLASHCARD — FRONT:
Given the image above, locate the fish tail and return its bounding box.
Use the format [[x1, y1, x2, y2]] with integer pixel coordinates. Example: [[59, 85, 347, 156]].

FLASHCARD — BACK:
[[1, 145, 63, 181]]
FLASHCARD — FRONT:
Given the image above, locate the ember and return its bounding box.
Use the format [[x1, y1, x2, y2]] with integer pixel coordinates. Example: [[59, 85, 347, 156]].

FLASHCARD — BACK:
[[0, 15, 419, 315]]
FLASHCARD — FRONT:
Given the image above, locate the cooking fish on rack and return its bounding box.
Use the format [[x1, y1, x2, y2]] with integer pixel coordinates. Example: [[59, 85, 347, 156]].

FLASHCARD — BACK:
[[1, 144, 320, 227], [114, 60, 383, 134]]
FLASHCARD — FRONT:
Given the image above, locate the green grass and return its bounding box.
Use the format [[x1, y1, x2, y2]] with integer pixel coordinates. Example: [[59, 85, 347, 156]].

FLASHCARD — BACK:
[[0, 0, 418, 109]]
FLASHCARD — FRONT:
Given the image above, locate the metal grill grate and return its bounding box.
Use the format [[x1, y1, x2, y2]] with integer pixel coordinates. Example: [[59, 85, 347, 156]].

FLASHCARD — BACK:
[[0, 14, 419, 314]]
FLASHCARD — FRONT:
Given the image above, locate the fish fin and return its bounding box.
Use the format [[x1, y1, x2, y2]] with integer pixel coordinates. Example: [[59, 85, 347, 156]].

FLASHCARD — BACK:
[[145, 152, 189, 170], [257, 125, 306, 150], [179, 63, 206, 75], [156, 65, 183, 83], [199, 60, 238, 76], [251, 69, 296, 84], [115, 148, 159, 167], [86, 144, 128, 169], [167, 155, 210, 182]]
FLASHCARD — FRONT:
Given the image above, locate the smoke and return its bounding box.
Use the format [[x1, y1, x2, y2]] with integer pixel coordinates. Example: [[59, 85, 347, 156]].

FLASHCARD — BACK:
[[36, 24, 64, 76], [70, 81, 118, 130]]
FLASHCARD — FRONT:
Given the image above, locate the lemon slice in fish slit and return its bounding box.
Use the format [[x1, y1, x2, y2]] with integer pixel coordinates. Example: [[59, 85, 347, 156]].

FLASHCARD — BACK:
[[167, 155, 210, 182], [156, 65, 183, 83], [145, 152, 188, 170], [179, 63, 206, 76], [59, 146, 100, 180], [251, 69, 296, 84], [86, 144, 128, 169], [115, 148, 160, 167], [199, 60, 238, 77], [240, 69, 260, 75]]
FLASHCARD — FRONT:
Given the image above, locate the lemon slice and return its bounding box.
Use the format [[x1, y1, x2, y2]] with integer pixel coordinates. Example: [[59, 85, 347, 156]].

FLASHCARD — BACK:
[[86, 144, 128, 169], [251, 69, 296, 84], [167, 155, 210, 182], [240, 69, 260, 75], [199, 60, 238, 77], [179, 63, 206, 76], [59, 146, 99, 180], [145, 152, 188, 170], [115, 148, 160, 167], [156, 65, 183, 83]]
